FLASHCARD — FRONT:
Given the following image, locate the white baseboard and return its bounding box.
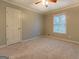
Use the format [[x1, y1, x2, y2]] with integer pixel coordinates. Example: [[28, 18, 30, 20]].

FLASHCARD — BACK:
[[0, 36, 42, 48], [22, 36, 42, 43], [1, 35, 78, 49], [47, 35, 79, 45]]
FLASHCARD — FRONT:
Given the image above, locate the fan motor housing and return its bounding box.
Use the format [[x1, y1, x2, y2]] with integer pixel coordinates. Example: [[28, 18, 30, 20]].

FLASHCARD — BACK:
[[49, 0, 57, 3]]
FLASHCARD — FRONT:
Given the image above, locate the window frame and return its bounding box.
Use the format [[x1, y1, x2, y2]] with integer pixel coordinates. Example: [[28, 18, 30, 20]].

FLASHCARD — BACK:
[[53, 13, 67, 34]]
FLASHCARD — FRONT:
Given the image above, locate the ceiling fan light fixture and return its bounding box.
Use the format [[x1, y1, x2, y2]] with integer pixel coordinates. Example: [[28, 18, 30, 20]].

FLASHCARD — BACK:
[[42, 0, 48, 7], [42, 0, 45, 5], [46, 1, 48, 5], [35, 0, 57, 8]]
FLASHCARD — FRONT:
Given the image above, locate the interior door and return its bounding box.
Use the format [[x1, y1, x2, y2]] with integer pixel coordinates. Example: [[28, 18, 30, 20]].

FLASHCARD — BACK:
[[6, 7, 22, 45]]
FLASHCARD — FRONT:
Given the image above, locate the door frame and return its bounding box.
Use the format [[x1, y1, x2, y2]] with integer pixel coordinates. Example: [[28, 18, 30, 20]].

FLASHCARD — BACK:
[[5, 7, 22, 45]]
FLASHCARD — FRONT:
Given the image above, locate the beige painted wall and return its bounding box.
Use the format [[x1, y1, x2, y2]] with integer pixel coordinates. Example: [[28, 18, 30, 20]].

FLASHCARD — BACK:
[[22, 11, 43, 40], [44, 6, 79, 42], [0, 0, 44, 45]]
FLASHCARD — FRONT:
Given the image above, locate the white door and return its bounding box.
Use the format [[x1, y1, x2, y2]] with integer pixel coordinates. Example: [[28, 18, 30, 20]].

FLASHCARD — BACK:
[[6, 7, 22, 45]]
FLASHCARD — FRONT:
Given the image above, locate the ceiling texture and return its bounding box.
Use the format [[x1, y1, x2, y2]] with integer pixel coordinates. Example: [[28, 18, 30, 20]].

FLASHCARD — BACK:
[[3, 0, 79, 14]]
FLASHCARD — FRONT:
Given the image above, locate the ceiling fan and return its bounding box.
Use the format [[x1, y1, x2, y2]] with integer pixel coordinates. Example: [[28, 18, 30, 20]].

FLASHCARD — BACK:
[[35, 0, 57, 7]]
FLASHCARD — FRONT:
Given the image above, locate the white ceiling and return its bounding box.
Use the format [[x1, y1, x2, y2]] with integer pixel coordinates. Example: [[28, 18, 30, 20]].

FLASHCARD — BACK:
[[3, 0, 79, 14]]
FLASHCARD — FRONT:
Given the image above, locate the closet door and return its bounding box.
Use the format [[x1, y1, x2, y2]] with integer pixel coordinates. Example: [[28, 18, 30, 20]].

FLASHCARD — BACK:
[[6, 7, 22, 45]]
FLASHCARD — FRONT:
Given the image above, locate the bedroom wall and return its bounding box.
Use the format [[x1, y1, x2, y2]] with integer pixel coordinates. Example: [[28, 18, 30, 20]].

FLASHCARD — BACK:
[[0, 0, 44, 46], [44, 6, 79, 42], [22, 11, 44, 40]]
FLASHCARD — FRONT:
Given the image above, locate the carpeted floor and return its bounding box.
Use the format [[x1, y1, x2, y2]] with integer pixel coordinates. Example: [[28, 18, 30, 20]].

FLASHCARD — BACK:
[[0, 37, 79, 59]]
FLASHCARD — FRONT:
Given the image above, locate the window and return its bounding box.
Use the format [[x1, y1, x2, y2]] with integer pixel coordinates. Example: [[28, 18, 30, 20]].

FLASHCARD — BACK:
[[53, 14, 66, 34]]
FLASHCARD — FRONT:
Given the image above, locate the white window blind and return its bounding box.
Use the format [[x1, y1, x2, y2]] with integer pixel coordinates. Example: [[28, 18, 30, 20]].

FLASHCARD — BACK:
[[53, 14, 66, 34]]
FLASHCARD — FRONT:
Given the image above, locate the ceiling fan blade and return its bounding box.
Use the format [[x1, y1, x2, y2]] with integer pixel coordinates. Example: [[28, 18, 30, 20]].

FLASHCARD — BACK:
[[49, 0, 57, 3], [35, 0, 57, 5], [35, 1, 41, 4]]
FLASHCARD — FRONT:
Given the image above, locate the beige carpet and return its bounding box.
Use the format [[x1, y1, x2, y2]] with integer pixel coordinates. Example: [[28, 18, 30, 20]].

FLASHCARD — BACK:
[[0, 37, 79, 59]]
